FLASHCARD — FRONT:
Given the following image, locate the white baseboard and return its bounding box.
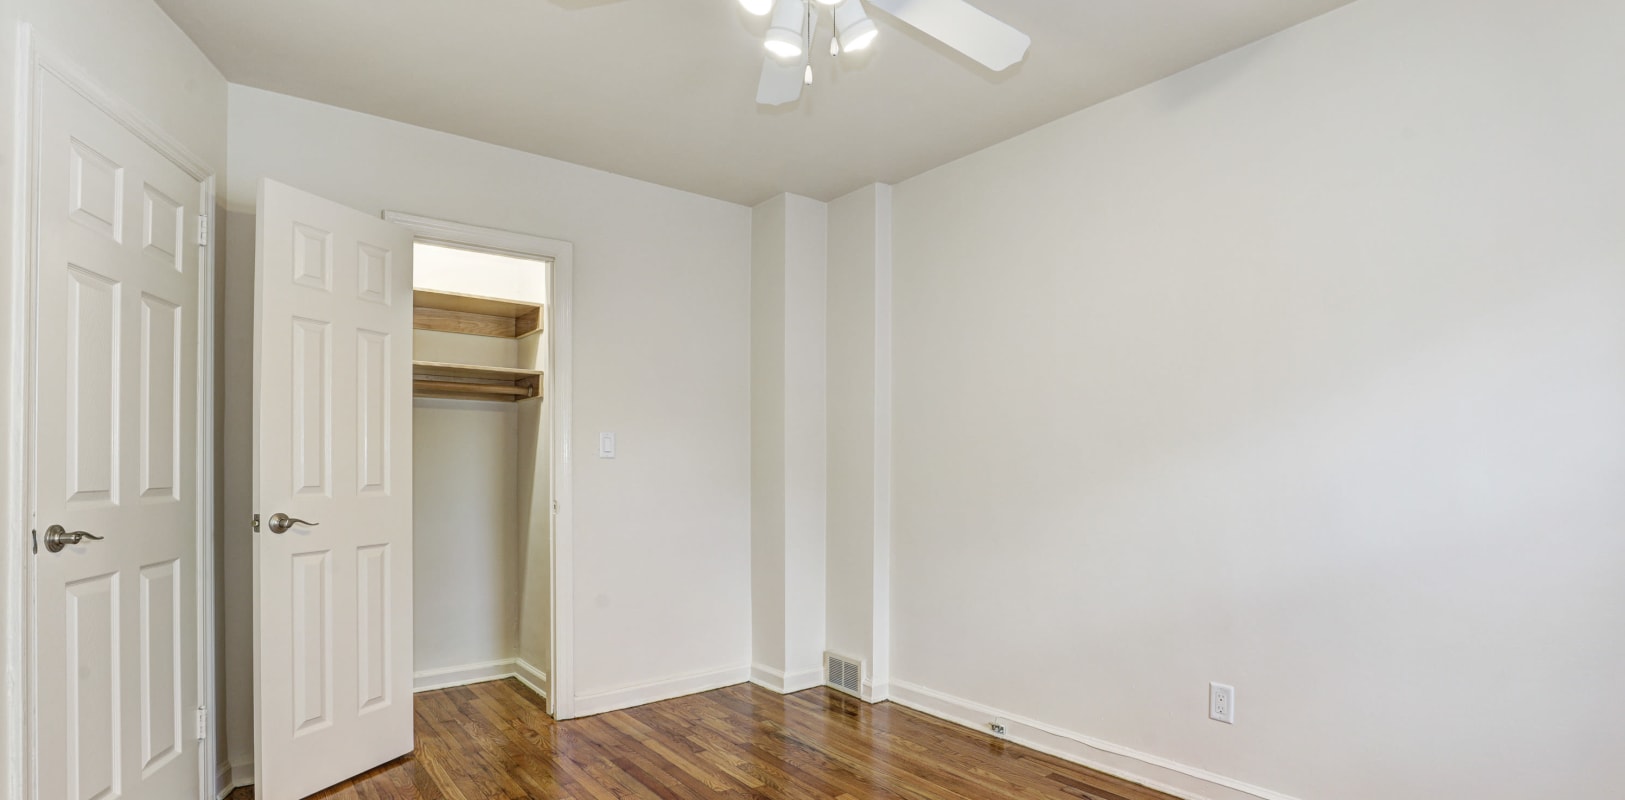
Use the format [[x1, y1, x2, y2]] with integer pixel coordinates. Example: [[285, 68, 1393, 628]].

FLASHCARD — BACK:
[[215, 760, 234, 799], [574, 664, 749, 717], [888, 681, 1302, 800], [223, 760, 253, 793], [748, 663, 823, 695], [513, 658, 549, 700], [749, 664, 888, 703], [413, 658, 525, 692]]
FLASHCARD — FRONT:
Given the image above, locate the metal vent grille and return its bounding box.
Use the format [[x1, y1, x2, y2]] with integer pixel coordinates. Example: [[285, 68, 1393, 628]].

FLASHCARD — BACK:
[[824, 652, 863, 697]]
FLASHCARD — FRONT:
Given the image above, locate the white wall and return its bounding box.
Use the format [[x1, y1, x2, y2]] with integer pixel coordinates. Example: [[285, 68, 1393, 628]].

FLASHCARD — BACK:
[[516, 369, 552, 693], [12, 1, 1619, 798], [0, 0, 228, 794], [412, 394, 522, 671], [750, 197, 788, 677], [887, 0, 1625, 798], [781, 196, 828, 687], [415, 243, 549, 300], [750, 194, 829, 692], [224, 85, 751, 763], [220, 206, 256, 780], [824, 184, 893, 700]]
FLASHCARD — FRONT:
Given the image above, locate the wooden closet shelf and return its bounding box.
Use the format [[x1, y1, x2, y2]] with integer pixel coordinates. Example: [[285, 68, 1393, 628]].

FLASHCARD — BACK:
[[414, 289, 543, 339], [413, 361, 543, 403]]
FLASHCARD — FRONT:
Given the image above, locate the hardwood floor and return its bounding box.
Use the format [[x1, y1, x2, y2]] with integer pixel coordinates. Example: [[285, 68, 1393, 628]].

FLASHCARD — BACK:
[[227, 679, 1175, 800]]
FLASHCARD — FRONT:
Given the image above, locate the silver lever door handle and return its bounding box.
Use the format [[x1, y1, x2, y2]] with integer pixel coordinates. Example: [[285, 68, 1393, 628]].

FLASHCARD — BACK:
[[44, 524, 104, 553], [268, 513, 320, 535]]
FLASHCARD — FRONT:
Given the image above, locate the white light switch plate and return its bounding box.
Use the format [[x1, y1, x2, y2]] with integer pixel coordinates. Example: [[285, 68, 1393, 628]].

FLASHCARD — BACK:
[[598, 432, 616, 459]]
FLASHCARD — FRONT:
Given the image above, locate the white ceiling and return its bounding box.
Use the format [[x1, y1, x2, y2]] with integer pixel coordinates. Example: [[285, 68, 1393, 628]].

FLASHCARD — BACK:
[[154, 0, 1355, 206]]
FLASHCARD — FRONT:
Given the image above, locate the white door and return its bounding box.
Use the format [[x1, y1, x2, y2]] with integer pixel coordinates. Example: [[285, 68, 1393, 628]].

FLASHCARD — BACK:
[[33, 71, 205, 800], [253, 180, 415, 800]]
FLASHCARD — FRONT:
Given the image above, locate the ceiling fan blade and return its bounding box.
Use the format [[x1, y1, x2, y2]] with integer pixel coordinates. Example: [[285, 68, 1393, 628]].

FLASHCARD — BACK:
[[757, 52, 806, 106], [867, 0, 1031, 72]]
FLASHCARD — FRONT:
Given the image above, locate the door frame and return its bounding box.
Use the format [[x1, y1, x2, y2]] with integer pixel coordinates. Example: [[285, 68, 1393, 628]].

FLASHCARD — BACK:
[[380, 211, 577, 720], [4, 27, 219, 800]]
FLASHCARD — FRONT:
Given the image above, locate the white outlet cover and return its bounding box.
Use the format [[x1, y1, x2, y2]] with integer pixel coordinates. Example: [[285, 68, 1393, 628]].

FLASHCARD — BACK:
[[1210, 682, 1235, 724]]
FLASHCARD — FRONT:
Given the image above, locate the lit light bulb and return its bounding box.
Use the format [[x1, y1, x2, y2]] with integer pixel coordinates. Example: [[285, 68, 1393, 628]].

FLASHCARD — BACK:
[[831, 37, 840, 56], [844, 28, 878, 51], [833, 0, 879, 53], [764, 0, 808, 60], [804, 64, 814, 85], [739, 0, 774, 14], [765, 39, 803, 59]]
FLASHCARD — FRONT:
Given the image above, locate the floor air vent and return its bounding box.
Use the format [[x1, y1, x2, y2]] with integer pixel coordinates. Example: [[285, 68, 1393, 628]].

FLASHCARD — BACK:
[[824, 652, 863, 697]]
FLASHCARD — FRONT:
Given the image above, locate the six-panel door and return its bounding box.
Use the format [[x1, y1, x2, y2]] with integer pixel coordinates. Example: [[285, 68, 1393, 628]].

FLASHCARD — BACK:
[[253, 179, 414, 800], [33, 70, 204, 800]]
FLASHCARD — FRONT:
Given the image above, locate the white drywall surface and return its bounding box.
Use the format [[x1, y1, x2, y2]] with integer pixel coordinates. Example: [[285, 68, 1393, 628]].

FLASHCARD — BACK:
[[886, 1, 1625, 797], [223, 85, 751, 766]]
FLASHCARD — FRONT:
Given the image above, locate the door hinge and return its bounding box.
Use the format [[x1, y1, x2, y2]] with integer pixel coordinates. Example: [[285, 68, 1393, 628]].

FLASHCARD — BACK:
[[196, 213, 209, 246], [553, 500, 558, 513], [196, 706, 208, 741], [251, 514, 260, 533]]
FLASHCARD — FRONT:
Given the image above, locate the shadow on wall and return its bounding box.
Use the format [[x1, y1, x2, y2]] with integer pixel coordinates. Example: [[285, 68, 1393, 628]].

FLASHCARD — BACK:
[[220, 208, 256, 773], [516, 328, 552, 693]]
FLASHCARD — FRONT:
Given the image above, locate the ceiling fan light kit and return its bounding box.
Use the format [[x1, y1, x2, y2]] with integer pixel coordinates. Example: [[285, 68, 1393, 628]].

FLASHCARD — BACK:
[[834, 0, 880, 52], [764, 0, 809, 59], [743, 0, 1031, 106]]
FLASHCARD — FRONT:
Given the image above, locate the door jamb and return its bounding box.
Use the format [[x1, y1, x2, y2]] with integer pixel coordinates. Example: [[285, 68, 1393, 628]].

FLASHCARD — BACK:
[[5, 26, 220, 800], [380, 211, 576, 720]]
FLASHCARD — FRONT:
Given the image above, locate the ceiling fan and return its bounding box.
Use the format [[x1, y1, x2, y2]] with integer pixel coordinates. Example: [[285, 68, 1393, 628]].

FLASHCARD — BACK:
[[739, 0, 1031, 105]]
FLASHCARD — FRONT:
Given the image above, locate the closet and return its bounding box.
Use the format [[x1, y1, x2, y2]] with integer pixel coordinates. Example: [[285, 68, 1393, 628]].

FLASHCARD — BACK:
[[410, 244, 553, 707], [413, 290, 543, 401]]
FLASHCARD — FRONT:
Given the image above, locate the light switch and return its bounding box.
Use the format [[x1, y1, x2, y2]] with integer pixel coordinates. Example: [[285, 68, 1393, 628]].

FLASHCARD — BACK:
[[598, 432, 616, 459]]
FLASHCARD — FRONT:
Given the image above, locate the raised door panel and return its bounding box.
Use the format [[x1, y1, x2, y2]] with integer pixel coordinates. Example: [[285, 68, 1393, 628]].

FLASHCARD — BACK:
[[356, 330, 390, 495], [138, 294, 181, 501], [292, 318, 333, 497], [290, 550, 334, 735], [140, 184, 183, 272], [66, 266, 121, 506], [66, 573, 120, 800], [68, 139, 122, 241], [356, 544, 391, 713], [293, 224, 333, 292], [357, 243, 392, 306], [138, 560, 182, 775]]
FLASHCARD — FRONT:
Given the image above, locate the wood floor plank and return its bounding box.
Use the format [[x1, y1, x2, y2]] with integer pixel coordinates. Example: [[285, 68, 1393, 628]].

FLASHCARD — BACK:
[[228, 679, 1181, 800]]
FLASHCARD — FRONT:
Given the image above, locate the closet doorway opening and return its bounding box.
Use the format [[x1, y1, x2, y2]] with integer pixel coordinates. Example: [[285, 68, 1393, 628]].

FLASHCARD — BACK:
[[385, 213, 576, 720]]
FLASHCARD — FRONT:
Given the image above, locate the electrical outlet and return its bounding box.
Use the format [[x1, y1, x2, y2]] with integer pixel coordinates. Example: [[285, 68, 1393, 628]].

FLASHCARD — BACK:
[[1210, 682, 1235, 724], [989, 718, 1009, 739]]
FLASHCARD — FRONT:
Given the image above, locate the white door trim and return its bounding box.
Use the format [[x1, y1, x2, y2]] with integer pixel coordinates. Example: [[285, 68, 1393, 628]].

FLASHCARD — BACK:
[[380, 211, 577, 720], [4, 26, 219, 800]]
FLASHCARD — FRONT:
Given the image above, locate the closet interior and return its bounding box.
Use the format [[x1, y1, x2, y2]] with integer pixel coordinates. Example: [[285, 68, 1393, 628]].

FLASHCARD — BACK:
[[410, 243, 553, 708]]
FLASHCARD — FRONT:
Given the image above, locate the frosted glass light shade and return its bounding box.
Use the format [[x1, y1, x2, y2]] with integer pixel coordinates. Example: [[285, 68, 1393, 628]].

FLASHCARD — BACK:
[[765, 0, 807, 60], [834, 0, 879, 52], [765, 34, 803, 59]]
